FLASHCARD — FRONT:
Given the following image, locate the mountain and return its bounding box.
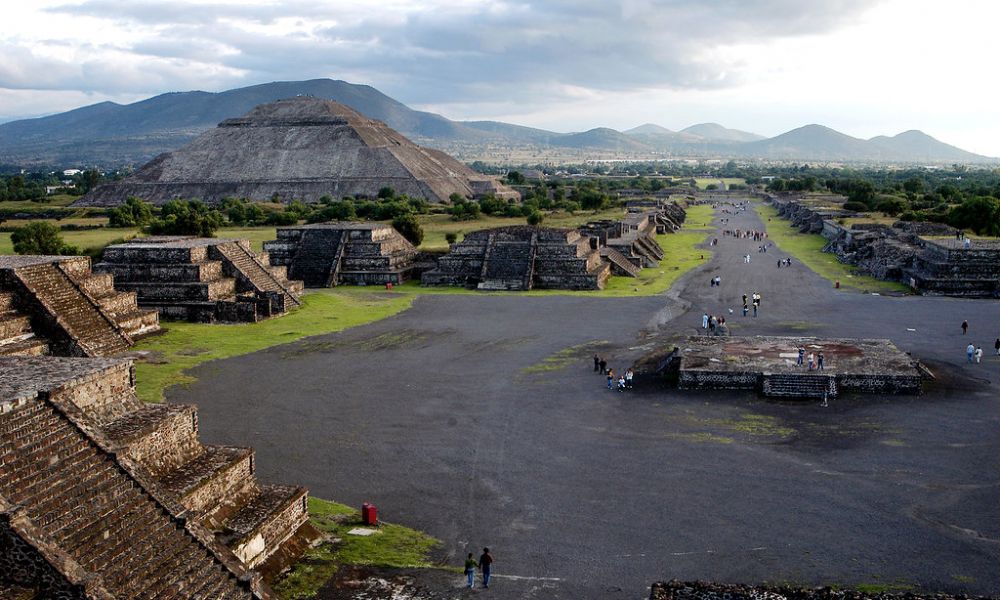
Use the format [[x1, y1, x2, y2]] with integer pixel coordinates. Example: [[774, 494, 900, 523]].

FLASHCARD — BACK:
[[680, 123, 765, 143], [624, 123, 675, 136], [0, 79, 993, 166]]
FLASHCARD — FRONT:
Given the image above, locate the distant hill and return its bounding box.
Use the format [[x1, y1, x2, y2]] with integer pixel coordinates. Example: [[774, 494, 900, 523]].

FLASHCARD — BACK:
[[680, 123, 765, 143], [0, 79, 992, 166]]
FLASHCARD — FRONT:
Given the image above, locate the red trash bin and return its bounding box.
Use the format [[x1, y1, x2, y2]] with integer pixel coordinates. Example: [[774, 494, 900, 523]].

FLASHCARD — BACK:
[[362, 502, 378, 526]]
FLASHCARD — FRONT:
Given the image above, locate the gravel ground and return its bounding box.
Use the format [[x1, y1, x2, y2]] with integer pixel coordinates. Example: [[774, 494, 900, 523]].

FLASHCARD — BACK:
[[173, 203, 1000, 599]]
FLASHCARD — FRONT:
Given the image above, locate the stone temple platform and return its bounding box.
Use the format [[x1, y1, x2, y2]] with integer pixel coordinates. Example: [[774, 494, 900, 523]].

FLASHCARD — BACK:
[[670, 336, 924, 398]]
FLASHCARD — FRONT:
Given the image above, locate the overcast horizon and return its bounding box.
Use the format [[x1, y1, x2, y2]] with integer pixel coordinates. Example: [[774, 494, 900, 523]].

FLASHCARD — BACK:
[[3, 0, 999, 157]]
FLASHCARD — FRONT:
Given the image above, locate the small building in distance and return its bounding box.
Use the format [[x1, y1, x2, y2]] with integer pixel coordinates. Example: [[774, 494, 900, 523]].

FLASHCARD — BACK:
[[421, 226, 611, 291], [263, 222, 418, 287], [0, 255, 159, 357], [76, 97, 517, 206], [96, 236, 303, 322]]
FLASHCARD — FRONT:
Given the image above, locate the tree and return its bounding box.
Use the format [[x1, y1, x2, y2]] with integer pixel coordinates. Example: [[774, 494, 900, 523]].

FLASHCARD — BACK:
[[948, 196, 1000, 236], [506, 171, 526, 185], [875, 196, 907, 217], [108, 196, 153, 227], [903, 177, 924, 194], [378, 187, 396, 199], [526, 210, 544, 226], [148, 200, 223, 237], [78, 169, 102, 194], [11, 222, 78, 255], [392, 213, 424, 246], [445, 232, 458, 245]]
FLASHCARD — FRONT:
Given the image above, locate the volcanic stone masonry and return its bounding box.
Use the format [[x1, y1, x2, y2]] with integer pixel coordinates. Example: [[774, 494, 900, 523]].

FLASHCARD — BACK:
[[421, 225, 612, 291], [652, 336, 925, 399], [0, 356, 321, 597], [770, 195, 1000, 298], [0, 255, 160, 358], [263, 222, 418, 287], [96, 236, 304, 322], [75, 96, 517, 206]]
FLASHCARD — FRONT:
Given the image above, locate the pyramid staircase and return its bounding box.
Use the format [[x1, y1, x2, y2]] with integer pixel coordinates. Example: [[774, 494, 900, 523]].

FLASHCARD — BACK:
[[600, 247, 642, 277], [0, 386, 262, 598], [761, 372, 837, 399], [0, 256, 159, 358]]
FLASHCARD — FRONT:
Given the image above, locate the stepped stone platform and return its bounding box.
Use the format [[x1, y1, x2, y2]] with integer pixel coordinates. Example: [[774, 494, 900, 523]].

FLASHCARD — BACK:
[[76, 96, 516, 206], [263, 223, 418, 287], [0, 256, 159, 358], [624, 199, 688, 232], [580, 212, 665, 272], [96, 237, 303, 322], [421, 225, 611, 291], [0, 357, 268, 598], [0, 356, 321, 594], [664, 336, 923, 399]]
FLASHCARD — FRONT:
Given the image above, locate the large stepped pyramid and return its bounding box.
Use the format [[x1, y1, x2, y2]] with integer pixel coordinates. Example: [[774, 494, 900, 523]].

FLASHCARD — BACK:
[[97, 237, 303, 322], [0, 358, 266, 598], [264, 223, 418, 287], [0, 256, 160, 358], [422, 226, 611, 291], [76, 96, 517, 206], [1, 356, 319, 593]]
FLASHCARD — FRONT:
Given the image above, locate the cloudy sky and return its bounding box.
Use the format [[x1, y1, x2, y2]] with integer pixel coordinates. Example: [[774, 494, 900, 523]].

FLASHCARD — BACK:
[[3, 0, 999, 155]]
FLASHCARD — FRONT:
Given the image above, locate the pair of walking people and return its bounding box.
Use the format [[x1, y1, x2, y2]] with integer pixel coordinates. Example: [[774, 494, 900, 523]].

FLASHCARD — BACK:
[[464, 548, 494, 589]]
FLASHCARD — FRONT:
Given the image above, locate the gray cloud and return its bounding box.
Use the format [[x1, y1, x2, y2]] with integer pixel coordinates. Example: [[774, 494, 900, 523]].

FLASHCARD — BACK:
[[22, 0, 884, 104]]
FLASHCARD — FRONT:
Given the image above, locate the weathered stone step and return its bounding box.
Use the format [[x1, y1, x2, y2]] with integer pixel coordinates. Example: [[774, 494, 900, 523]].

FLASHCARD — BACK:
[[156, 445, 256, 516], [0, 313, 32, 340], [221, 484, 309, 568], [0, 335, 48, 356]]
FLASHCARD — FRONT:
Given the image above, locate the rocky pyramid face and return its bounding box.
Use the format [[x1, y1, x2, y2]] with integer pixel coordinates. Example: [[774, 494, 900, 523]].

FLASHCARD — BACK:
[[77, 97, 510, 205]]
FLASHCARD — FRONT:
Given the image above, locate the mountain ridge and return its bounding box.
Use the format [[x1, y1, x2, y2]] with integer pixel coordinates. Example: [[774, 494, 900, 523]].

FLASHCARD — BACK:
[[0, 78, 992, 166]]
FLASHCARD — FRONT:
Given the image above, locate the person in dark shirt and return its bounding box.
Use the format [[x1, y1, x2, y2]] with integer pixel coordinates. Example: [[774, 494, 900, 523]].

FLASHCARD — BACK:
[[479, 548, 494, 588]]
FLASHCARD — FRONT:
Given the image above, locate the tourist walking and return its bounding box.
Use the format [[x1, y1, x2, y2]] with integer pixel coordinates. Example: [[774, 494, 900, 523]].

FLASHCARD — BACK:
[[975, 347, 983, 364], [995, 338, 1000, 355], [599, 357, 607, 374], [808, 353, 816, 370], [464, 553, 477, 588], [479, 548, 494, 588], [606, 369, 615, 390], [702, 313, 709, 329], [818, 352, 825, 370], [593, 354, 600, 372], [967, 343, 975, 363], [797, 346, 805, 366], [962, 320, 968, 335], [625, 368, 634, 389]]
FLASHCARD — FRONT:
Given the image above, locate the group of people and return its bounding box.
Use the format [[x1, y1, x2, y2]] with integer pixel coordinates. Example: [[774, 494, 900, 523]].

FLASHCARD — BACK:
[[742, 292, 762, 317], [796, 346, 825, 370], [463, 548, 494, 589], [724, 228, 768, 241], [960, 320, 998, 364], [776, 257, 793, 268], [709, 275, 722, 286], [594, 355, 634, 390], [702, 312, 729, 331]]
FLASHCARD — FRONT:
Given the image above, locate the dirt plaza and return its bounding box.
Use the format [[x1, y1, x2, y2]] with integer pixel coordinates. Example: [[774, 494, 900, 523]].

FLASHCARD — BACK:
[[174, 203, 1000, 599]]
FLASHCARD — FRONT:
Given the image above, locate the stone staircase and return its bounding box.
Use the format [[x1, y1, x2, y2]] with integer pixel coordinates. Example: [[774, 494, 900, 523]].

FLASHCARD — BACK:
[[44, 357, 315, 577], [478, 240, 534, 290], [11, 263, 131, 357], [0, 293, 48, 357], [286, 229, 344, 287], [600, 247, 642, 277], [213, 241, 302, 309], [761, 372, 837, 399], [0, 395, 259, 598]]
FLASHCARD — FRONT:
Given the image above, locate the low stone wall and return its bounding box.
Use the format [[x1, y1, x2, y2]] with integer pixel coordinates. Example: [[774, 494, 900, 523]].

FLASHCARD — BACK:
[[651, 580, 991, 600]]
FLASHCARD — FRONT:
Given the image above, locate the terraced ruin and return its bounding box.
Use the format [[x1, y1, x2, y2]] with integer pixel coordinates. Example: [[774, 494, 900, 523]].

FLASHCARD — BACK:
[[770, 195, 1000, 297], [263, 223, 418, 287], [96, 237, 303, 322], [0, 256, 159, 358], [0, 356, 318, 597], [421, 225, 612, 290]]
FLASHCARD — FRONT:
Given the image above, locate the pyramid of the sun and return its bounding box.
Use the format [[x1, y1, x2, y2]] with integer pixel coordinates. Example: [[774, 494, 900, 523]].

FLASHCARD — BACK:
[[77, 97, 514, 206]]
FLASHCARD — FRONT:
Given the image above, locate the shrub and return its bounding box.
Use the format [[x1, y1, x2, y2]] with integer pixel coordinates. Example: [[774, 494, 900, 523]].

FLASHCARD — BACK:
[[392, 213, 424, 246], [445, 232, 458, 244], [11, 222, 79, 255], [526, 210, 544, 226], [108, 196, 153, 227], [148, 199, 223, 237], [842, 201, 869, 213]]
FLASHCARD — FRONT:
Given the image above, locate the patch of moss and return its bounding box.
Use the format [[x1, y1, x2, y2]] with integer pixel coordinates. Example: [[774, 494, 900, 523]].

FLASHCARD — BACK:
[[522, 340, 610, 374]]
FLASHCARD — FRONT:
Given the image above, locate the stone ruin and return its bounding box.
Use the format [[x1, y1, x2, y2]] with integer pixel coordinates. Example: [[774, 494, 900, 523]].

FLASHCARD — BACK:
[[650, 336, 925, 399], [0, 256, 160, 358], [623, 199, 688, 232], [579, 212, 665, 277], [76, 97, 517, 206], [421, 226, 611, 291], [0, 355, 324, 598], [263, 223, 418, 287], [96, 236, 304, 322], [770, 194, 854, 234]]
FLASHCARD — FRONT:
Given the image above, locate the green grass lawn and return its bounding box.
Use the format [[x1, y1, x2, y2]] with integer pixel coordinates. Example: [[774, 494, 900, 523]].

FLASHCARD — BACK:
[[0, 194, 85, 210], [133, 289, 413, 402], [755, 203, 911, 294], [274, 497, 444, 599]]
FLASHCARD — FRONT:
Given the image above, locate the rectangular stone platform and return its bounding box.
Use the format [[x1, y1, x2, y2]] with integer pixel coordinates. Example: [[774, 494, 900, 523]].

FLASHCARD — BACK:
[[674, 336, 924, 398]]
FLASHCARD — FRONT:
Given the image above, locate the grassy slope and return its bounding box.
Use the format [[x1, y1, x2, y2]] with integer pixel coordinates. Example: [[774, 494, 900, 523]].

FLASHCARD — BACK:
[[755, 203, 910, 294], [274, 498, 444, 599], [134, 290, 413, 402]]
